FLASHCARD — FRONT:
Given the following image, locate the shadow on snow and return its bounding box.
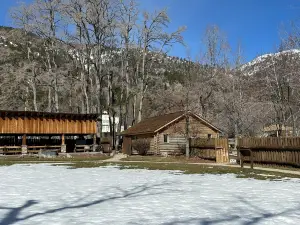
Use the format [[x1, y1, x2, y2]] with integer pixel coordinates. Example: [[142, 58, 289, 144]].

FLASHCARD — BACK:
[[0, 181, 177, 225], [161, 195, 300, 225], [0, 181, 299, 225]]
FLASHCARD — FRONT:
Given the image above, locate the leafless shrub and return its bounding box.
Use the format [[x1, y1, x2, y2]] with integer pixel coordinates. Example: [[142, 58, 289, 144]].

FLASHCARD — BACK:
[[132, 138, 150, 155]]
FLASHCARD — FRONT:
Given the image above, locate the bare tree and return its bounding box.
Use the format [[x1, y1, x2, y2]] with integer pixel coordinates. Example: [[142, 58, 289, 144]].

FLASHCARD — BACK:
[[136, 9, 185, 122]]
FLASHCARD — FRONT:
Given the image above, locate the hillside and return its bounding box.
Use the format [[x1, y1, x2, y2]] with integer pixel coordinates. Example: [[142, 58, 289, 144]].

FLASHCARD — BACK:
[[0, 26, 198, 115], [241, 49, 300, 76], [1, 25, 300, 136]]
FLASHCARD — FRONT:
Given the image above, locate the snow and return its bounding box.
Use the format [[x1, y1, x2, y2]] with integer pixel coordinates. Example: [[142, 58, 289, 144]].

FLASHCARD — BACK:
[[241, 49, 300, 76], [244, 49, 300, 68], [1, 164, 300, 225]]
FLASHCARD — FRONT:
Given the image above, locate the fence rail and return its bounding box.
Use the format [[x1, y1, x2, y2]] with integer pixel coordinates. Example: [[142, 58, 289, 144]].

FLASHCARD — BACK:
[[238, 137, 300, 150], [238, 137, 300, 167]]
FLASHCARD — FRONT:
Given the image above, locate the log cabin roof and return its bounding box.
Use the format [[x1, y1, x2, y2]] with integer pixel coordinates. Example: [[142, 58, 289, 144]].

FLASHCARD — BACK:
[[0, 110, 100, 121], [121, 111, 221, 136]]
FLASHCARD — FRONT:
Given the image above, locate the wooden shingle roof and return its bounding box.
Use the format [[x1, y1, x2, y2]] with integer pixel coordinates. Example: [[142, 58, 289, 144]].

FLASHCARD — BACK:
[[121, 111, 221, 136]]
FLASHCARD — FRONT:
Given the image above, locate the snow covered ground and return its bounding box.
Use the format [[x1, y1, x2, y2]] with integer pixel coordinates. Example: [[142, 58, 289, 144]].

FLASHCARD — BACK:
[[0, 164, 300, 225]]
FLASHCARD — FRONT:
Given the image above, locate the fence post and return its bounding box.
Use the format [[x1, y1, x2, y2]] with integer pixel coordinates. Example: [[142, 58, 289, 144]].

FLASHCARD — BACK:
[[21, 134, 27, 155], [239, 149, 244, 168], [250, 150, 254, 169], [61, 134, 66, 153]]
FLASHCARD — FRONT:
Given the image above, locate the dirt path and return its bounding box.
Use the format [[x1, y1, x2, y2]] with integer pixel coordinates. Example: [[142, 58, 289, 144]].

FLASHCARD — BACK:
[[103, 153, 128, 162]]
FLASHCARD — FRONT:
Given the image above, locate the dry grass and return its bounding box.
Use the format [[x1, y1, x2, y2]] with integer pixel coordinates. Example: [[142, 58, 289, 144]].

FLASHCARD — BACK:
[[121, 155, 214, 163], [2, 156, 300, 180], [0, 155, 111, 165], [57, 161, 300, 180]]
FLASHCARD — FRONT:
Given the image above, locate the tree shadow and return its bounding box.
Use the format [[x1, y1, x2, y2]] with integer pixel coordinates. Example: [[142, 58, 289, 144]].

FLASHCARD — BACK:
[[161, 195, 300, 225], [237, 195, 300, 225], [1, 181, 299, 225], [0, 200, 39, 225], [0, 181, 179, 225]]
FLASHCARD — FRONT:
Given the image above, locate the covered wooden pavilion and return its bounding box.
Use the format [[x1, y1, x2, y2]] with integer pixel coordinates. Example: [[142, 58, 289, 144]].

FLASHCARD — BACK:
[[0, 110, 99, 155]]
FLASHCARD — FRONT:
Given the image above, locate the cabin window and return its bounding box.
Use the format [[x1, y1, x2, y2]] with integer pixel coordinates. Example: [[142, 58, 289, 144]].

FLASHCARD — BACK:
[[163, 134, 169, 143], [207, 134, 212, 139]]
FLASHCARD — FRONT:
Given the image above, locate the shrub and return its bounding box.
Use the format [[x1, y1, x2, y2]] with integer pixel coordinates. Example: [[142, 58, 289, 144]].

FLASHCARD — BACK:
[[132, 138, 150, 155], [178, 144, 186, 155]]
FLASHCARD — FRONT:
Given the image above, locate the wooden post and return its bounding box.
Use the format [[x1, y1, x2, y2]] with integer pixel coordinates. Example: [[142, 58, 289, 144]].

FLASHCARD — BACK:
[[21, 134, 27, 155], [14, 135, 18, 146], [93, 134, 97, 146], [61, 134, 65, 145], [92, 134, 97, 152], [240, 150, 244, 168], [61, 134, 66, 153], [250, 150, 254, 169], [22, 134, 26, 146]]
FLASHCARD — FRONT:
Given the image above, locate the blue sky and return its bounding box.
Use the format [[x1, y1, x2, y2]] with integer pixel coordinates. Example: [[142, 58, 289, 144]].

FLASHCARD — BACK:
[[1, 0, 300, 62]]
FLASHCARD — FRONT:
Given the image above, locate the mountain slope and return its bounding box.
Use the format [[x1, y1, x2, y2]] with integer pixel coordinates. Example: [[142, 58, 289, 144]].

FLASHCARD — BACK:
[[241, 49, 300, 76]]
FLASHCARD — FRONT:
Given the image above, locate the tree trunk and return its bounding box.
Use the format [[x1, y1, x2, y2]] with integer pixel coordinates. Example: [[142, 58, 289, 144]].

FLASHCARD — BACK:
[[54, 76, 59, 112], [29, 81, 38, 111], [137, 94, 144, 123], [81, 71, 89, 113], [112, 112, 116, 150], [137, 47, 147, 123], [185, 113, 190, 159], [132, 94, 137, 125], [47, 87, 52, 112]]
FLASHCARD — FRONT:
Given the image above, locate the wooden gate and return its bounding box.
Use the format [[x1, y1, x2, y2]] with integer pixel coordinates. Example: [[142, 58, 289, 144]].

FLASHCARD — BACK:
[[189, 138, 229, 163], [215, 138, 229, 163]]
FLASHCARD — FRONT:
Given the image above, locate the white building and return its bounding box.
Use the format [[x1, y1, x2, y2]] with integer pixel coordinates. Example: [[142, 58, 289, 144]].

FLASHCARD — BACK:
[[101, 111, 124, 135]]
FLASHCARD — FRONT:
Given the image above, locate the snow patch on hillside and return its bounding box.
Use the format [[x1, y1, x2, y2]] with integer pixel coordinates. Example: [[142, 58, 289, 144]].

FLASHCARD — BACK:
[[241, 49, 300, 76]]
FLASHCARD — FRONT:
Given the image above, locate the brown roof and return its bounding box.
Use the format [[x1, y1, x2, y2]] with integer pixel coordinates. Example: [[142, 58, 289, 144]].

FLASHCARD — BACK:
[[121, 111, 221, 136]]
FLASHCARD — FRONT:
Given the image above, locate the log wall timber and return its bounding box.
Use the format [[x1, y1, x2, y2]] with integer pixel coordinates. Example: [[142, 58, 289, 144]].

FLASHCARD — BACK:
[[162, 117, 219, 139], [158, 135, 186, 154], [149, 138, 155, 154], [0, 111, 98, 134], [157, 117, 219, 154]]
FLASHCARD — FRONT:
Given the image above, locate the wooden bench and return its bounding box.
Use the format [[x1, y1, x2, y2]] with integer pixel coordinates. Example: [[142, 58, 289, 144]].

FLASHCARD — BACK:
[[238, 148, 254, 169], [27, 145, 61, 154], [0, 146, 22, 155], [74, 145, 91, 153]]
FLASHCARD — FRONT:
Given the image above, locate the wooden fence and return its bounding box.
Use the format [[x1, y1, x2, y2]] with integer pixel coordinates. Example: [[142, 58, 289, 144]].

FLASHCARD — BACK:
[[238, 137, 300, 167], [189, 138, 229, 163]]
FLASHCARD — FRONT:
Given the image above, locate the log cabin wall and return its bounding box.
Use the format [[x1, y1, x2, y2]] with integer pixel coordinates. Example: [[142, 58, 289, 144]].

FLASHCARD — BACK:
[[157, 116, 219, 155]]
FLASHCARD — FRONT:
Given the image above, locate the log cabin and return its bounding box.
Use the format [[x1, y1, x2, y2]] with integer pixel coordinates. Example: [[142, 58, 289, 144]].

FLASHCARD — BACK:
[[121, 111, 221, 156], [0, 110, 99, 155]]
